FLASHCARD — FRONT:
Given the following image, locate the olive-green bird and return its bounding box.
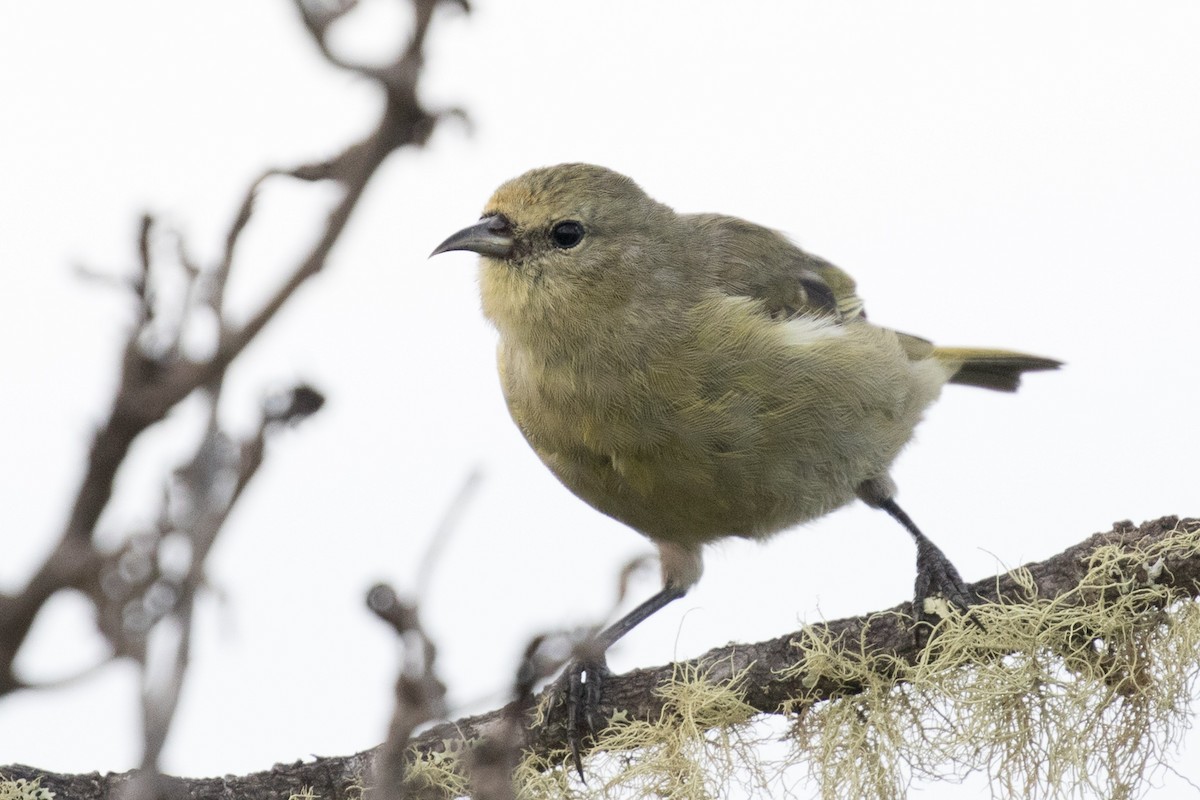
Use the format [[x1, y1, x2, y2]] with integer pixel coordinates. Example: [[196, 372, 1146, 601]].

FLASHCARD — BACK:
[[432, 163, 1059, 765]]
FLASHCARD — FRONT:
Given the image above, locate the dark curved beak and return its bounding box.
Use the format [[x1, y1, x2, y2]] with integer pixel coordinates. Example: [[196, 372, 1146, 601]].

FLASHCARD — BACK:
[[430, 215, 514, 259]]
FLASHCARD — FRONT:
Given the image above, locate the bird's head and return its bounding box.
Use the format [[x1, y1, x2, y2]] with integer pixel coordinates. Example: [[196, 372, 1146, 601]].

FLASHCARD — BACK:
[[432, 164, 681, 334]]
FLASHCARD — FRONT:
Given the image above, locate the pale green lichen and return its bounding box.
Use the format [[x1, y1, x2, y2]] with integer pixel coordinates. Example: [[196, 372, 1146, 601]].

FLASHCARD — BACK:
[[0, 777, 54, 800], [520, 660, 763, 800], [784, 521, 1200, 800], [399, 522, 1200, 800], [401, 742, 472, 799]]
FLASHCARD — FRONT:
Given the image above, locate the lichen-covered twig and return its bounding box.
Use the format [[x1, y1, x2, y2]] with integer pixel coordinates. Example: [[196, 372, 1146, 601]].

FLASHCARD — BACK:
[[6, 517, 1198, 800]]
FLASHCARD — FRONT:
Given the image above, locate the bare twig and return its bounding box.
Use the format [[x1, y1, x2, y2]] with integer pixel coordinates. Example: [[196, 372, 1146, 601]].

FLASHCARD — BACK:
[[0, 3, 463, 782], [466, 630, 582, 800], [415, 467, 483, 600], [465, 636, 560, 800], [368, 583, 447, 800]]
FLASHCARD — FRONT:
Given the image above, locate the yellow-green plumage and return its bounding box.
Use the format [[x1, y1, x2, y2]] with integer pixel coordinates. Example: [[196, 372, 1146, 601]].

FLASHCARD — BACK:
[[452, 163, 1059, 589]]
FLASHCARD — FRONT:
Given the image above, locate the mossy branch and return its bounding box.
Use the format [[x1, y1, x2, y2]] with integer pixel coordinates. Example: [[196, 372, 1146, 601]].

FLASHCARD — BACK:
[[411, 515, 1200, 799], [4, 516, 1198, 800]]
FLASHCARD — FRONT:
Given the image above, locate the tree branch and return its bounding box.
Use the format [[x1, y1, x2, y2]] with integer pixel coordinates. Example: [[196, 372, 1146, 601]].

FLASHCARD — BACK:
[[6, 516, 1196, 800], [0, 0, 463, 700]]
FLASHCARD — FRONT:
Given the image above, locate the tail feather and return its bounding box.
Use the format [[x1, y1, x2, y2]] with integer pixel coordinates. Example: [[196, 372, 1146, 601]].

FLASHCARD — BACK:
[[933, 347, 1062, 392]]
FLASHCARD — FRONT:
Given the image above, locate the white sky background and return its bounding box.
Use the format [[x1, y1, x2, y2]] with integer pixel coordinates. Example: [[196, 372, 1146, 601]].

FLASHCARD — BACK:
[[2, 0, 1199, 795]]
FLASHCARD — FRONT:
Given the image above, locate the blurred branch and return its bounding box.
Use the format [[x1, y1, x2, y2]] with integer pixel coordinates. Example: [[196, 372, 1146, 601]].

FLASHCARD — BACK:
[[5, 517, 1198, 799], [370, 469, 482, 799], [416, 467, 483, 599], [367, 583, 447, 800], [0, 0, 464, 779], [465, 633, 572, 800]]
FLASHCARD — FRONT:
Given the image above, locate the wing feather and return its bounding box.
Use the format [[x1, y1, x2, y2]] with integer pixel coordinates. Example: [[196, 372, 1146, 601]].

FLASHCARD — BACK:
[[686, 213, 866, 323]]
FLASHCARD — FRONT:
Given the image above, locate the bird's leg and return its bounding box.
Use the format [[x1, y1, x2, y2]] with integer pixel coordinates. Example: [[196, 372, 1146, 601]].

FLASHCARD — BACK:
[[877, 497, 979, 636], [562, 583, 687, 779]]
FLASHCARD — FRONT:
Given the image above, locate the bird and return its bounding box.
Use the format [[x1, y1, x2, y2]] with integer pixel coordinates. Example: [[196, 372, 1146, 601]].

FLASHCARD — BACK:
[[431, 163, 1059, 767]]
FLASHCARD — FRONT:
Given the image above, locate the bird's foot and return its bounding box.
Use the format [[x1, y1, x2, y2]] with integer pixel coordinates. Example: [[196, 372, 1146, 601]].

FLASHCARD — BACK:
[[912, 537, 981, 644], [558, 656, 612, 780]]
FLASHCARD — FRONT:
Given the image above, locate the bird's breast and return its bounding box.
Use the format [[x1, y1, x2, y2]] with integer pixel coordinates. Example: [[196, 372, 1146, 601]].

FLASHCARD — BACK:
[[494, 298, 940, 544]]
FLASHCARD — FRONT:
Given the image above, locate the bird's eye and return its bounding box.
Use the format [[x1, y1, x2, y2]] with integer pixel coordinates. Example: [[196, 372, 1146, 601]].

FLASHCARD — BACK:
[[550, 221, 585, 249]]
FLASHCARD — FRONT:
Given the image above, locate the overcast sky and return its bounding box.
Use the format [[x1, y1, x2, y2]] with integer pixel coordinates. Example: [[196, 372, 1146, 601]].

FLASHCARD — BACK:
[[2, 1, 1198, 795]]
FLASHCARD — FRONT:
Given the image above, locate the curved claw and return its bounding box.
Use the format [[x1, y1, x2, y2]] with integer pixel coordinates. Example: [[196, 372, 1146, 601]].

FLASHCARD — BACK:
[[561, 658, 612, 780], [912, 539, 983, 644]]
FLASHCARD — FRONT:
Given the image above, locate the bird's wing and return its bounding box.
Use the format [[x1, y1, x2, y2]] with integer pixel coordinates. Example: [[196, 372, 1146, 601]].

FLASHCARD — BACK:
[[689, 213, 866, 322]]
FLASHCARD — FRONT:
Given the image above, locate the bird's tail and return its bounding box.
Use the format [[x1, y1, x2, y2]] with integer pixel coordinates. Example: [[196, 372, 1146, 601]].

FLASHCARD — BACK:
[[933, 347, 1062, 392]]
